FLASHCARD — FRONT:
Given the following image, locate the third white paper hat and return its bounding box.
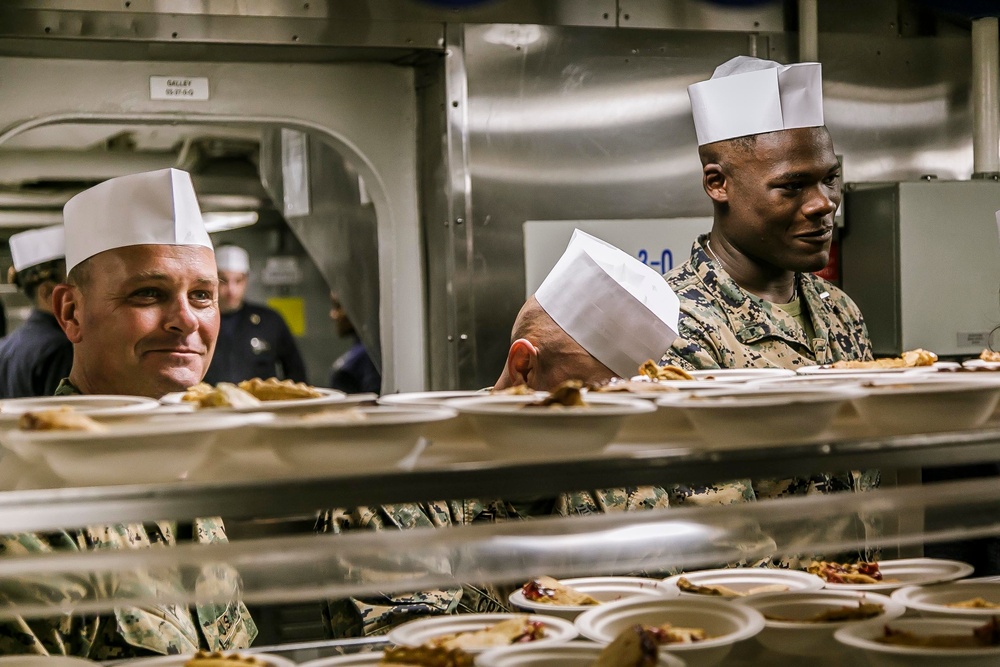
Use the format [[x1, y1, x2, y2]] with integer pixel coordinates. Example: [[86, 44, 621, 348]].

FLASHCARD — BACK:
[[10, 225, 65, 273], [63, 168, 212, 272], [688, 55, 824, 146], [534, 229, 680, 378], [216, 245, 250, 274]]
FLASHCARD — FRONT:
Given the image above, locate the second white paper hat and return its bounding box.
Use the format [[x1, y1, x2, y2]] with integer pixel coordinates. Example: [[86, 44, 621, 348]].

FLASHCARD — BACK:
[[688, 55, 824, 146], [63, 168, 212, 272], [534, 229, 680, 378], [216, 245, 250, 274], [10, 225, 65, 272]]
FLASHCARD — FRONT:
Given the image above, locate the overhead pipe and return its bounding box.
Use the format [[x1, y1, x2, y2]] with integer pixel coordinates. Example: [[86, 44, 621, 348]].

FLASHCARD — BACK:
[[798, 0, 818, 62], [971, 17, 1000, 178]]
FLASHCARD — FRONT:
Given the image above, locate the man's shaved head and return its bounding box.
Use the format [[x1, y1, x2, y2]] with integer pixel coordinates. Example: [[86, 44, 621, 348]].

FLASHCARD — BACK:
[[494, 296, 616, 391]]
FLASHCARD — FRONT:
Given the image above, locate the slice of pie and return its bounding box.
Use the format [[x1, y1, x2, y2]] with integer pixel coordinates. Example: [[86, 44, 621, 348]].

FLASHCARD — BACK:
[[521, 576, 600, 606]]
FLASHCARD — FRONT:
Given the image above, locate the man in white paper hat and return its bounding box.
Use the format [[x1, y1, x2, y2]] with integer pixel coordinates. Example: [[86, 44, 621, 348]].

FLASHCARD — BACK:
[[660, 57, 878, 516], [662, 55, 873, 374], [204, 243, 308, 384], [495, 229, 680, 390], [0, 225, 73, 398], [52, 168, 221, 399], [0, 169, 257, 658]]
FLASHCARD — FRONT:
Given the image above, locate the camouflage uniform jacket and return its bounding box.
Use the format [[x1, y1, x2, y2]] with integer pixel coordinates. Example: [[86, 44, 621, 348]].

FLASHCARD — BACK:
[[661, 235, 873, 371], [0, 379, 257, 658], [658, 237, 879, 532], [316, 487, 670, 638]]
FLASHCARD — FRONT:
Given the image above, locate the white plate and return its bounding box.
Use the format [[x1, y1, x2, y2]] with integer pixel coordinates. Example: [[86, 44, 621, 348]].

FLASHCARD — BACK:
[[891, 581, 1000, 618], [508, 577, 678, 620], [689, 368, 795, 381], [0, 658, 99, 667], [2, 412, 271, 486], [0, 395, 160, 425], [655, 388, 859, 448], [740, 589, 904, 658], [663, 568, 824, 599], [963, 359, 1000, 371], [834, 618, 1000, 666], [796, 364, 937, 376], [297, 656, 383, 667], [379, 390, 487, 407], [574, 597, 765, 667], [477, 641, 685, 667], [120, 653, 296, 667], [818, 558, 974, 592], [850, 379, 1000, 434], [386, 613, 577, 654], [256, 406, 456, 475], [160, 387, 347, 412], [448, 395, 654, 460]]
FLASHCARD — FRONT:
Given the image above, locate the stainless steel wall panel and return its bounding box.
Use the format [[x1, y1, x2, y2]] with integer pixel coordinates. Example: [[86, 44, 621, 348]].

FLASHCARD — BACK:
[[619, 0, 785, 33]]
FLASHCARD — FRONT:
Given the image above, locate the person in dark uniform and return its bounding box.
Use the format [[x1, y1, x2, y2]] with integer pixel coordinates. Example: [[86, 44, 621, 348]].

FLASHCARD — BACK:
[[328, 292, 381, 394], [203, 244, 307, 384], [0, 226, 73, 398]]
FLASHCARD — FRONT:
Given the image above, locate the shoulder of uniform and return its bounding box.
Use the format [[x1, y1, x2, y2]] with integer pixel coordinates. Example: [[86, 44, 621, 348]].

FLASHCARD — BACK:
[[804, 274, 863, 312]]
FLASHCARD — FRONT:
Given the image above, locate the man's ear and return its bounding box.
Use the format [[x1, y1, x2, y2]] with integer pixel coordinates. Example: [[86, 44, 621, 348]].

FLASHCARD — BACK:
[[493, 337, 541, 391], [52, 284, 83, 343], [703, 162, 729, 204]]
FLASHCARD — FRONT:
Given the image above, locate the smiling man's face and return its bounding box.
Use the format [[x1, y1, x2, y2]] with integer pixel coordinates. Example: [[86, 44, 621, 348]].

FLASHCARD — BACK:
[[59, 244, 220, 398]]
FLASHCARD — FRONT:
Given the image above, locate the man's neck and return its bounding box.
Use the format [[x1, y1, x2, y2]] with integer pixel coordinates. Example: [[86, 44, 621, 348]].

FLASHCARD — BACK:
[[706, 234, 797, 304]]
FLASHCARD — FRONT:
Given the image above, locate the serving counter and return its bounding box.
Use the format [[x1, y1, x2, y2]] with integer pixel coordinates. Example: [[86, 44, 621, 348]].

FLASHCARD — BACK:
[[0, 423, 999, 622]]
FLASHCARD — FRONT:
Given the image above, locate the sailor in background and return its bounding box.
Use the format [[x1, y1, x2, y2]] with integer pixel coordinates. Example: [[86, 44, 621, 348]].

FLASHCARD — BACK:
[[328, 291, 381, 394], [0, 225, 72, 398], [204, 244, 308, 384]]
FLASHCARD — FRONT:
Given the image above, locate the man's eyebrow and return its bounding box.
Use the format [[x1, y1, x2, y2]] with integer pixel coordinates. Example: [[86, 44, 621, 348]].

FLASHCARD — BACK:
[[124, 271, 171, 282]]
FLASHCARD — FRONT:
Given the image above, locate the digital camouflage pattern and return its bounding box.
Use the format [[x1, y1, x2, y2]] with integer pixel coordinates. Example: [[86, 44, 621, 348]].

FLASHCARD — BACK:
[[661, 236, 873, 372], [316, 487, 670, 638], [0, 379, 257, 657], [658, 237, 880, 560]]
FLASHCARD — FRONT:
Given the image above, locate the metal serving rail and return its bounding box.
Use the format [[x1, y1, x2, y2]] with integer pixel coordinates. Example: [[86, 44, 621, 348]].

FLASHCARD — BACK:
[[0, 424, 999, 620]]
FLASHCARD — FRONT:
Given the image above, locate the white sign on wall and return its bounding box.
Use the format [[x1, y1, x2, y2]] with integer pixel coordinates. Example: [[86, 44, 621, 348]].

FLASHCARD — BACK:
[[523, 218, 713, 297], [149, 76, 209, 101]]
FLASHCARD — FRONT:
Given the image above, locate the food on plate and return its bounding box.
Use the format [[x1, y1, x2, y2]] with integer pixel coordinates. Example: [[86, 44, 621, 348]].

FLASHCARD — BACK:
[[807, 560, 890, 585], [492, 384, 535, 396], [520, 576, 600, 606], [378, 645, 474, 667], [639, 359, 694, 381], [676, 576, 788, 597], [980, 349, 1000, 363], [764, 601, 885, 623], [238, 377, 324, 400], [591, 625, 661, 667], [647, 622, 710, 644], [828, 348, 937, 370], [184, 651, 268, 667], [182, 382, 261, 409], [18, 407, 107, 432], [526, 380, 587, 407], [594, 379, 678, 394], [947, 597, 1000, 609], [428, 616, 547, 650], [874, 617, 1000, 648]]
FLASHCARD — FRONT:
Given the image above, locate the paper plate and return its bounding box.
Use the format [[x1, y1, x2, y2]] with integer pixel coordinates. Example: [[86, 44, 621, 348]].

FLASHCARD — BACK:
[[298, 656, 384, 667], [816, 558, 974, 592], [891, 581, 1000, 618], [0, 658, 99, 667], [478, 641, 685, 667], [688, 368, 795, 381], [834, 618, 1000, 666], [120, 653, 296, 667], [508, 576, 678, 620], [796, 364, 937, 376], [386, 613, 577, 654], [663, 568, 824, 599], [0, 395, 159, 425], [379, 390, 488, 406], [160, 387, 348, 412], [962, 359, 1000, 371], [740, 589, 904, 658], [574, 597, 765, 667]]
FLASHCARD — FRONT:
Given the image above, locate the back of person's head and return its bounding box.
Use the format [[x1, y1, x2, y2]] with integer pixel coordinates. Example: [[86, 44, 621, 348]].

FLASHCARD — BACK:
[[8, 225, 67, 305]]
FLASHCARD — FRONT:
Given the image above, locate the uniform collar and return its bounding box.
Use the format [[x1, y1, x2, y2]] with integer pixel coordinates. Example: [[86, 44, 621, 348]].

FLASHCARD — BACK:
[[692, 235, 828, 350]]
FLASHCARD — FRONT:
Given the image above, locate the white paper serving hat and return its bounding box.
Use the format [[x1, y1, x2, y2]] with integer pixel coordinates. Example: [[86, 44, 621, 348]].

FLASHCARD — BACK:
[[216, 245, 250, 274], [9, 225, 65, 272], [688, 55, 824, 146], [534, 229, 680, 378], [63, 168, 212, 272]]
